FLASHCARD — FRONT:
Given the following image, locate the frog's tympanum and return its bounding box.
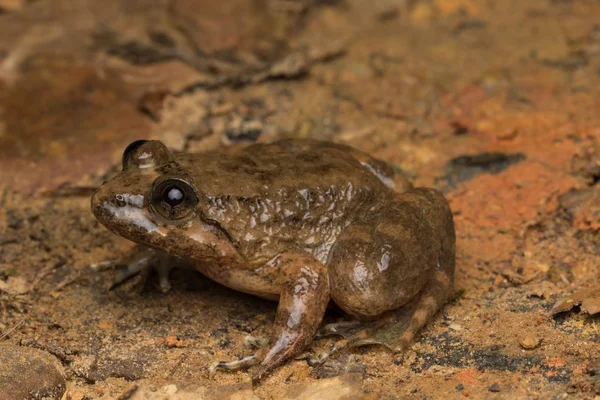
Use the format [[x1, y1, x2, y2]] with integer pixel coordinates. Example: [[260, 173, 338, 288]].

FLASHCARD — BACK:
[[91, 139, 455, 382]]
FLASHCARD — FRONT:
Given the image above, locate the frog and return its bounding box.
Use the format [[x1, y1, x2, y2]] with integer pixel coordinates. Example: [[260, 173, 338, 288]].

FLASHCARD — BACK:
[[91, 138, 456, 382]]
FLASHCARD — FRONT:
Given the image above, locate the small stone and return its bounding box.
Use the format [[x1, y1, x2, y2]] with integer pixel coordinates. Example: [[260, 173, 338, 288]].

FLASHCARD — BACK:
[[489, 383, 500, 392], [456, 384, 465, 391], [449, 323, 463, 331], [493, 274, 505, 287], [0, 276, 32, 295], [587, 360, 600, 375], [0, 344, 66, 400], [519, 334, 541, 350], [496, 128, 518, 141], [565, 384, 578, 394]]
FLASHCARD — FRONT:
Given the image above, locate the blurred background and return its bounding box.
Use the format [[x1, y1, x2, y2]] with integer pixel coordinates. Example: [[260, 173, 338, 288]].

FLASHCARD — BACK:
[[0, 1, 599, 399]]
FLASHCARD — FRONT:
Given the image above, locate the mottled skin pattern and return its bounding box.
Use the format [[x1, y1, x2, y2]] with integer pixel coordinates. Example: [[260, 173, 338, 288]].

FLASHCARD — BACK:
[[91, 139, 455, 382]]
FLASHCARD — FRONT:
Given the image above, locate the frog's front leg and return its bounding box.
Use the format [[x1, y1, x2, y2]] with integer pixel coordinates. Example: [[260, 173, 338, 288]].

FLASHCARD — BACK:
[[251, 251, 330, 382], [109, 246, 168, 292], [211, 251, 329, 382]]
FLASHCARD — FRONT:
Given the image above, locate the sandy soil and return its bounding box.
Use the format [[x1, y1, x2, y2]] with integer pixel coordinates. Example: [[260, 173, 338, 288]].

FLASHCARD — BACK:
[[0, 0, 599, 399]]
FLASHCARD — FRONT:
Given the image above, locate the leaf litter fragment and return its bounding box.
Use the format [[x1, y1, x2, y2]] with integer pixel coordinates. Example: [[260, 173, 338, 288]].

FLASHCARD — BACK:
[[0, 276, 32, 295], [550, 286, 600, 316]]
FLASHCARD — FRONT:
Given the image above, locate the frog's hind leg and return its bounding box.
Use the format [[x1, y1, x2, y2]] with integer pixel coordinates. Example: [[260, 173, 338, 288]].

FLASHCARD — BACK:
[[327, 188, 455, 363], [392, 269, 453, 363]]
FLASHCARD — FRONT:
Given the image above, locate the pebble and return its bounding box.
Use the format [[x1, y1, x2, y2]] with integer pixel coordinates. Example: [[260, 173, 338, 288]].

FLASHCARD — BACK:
[[0, 344, 66, 400], [489, 383, 501, 392], [449, 323, 463, 331], [519, 334, 541, 350]]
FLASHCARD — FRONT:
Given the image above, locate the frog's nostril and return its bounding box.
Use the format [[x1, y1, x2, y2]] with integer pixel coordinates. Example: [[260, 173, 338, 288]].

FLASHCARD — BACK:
[[115, 193, 127, 206]]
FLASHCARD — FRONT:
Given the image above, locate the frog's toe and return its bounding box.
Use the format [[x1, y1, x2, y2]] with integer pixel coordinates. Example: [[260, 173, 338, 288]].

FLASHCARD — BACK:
[[108, 246, 180, 293], [393, 351, 405, 365], [209, 355, 259, 377], [393, 338, 411, 365], [109, 262, 150, 291], [155, 262, 174, 293], [315, 320, 362, 338], [305, 339, 349, 366]]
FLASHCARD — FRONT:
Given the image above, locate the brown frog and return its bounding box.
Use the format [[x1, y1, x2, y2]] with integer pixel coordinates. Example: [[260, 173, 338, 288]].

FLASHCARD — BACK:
[[91, 139, 455, 382]]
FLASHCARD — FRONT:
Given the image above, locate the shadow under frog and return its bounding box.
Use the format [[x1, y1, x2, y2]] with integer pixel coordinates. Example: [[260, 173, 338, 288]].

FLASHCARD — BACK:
[[91, 138, 456, 383]]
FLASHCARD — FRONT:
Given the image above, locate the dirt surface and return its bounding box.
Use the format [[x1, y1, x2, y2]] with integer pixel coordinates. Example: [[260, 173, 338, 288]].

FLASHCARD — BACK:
[[1, 0, 599, 399]]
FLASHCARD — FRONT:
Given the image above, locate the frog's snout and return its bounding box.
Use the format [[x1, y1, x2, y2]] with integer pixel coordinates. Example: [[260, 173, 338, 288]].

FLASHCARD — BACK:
[[92, 183, 164, 240], [91, 185, 143, 224], [91, 185, 114, 226], [90, 185, 109, 223]]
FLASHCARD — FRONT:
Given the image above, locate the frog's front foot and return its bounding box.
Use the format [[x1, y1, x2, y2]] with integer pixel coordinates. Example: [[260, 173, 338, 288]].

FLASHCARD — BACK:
[[108, 246, 181, 293]]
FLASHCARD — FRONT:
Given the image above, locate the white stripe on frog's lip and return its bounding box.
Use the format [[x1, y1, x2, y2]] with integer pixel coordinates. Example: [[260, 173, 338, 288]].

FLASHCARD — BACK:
[[115, 193, 145, 207], [104, 202, 165, 236], [126, 194, 145, 207]]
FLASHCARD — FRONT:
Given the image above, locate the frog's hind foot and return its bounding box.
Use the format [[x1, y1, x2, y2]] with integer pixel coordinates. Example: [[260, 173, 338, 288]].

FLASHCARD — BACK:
[[307, 337, 359, 366], [308, 319, 392, 366], [392, 270, 454, 365], [316, 320, 362, 338]]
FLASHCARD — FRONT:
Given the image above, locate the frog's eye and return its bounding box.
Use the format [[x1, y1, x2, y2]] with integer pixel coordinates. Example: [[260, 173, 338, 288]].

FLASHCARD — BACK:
[[122, 140, 149, 170], [151, 178, 198, 221], [122, 140, 174, 171]]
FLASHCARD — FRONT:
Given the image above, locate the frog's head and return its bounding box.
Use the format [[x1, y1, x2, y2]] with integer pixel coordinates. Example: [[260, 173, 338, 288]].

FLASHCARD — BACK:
[[91, 140, 219, 256]]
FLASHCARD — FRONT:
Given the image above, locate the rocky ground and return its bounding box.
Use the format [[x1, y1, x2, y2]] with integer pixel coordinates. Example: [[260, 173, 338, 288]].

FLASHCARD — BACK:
[[0, 0, 599, 399]]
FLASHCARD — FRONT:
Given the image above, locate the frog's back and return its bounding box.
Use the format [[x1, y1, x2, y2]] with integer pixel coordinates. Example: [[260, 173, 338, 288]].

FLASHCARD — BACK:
[[175, 139, 393, 263]]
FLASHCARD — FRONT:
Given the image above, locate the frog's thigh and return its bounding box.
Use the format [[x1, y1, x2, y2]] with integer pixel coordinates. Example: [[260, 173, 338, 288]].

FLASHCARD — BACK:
[[328, 193, 451, 320]]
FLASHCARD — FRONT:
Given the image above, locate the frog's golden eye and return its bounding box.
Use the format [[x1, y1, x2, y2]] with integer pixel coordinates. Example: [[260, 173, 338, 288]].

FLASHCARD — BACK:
[[151, 178, 198, 221]]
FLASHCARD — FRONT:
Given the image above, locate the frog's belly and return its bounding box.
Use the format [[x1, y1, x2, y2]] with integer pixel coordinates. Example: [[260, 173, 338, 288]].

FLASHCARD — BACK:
[[193, 260, 282, 301]]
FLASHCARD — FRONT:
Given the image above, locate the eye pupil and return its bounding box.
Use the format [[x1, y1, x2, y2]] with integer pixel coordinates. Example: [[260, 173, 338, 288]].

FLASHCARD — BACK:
[[152, 178, 197, 221], [164, 186, 184, 206]]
